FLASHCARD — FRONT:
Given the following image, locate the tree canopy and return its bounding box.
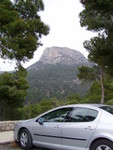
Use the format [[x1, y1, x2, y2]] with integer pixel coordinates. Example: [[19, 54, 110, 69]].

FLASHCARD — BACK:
[[0, 0, 49, 66], [79, 0, 113, 103], [0, 71, 29, 120], [80, 0, 113, 73]]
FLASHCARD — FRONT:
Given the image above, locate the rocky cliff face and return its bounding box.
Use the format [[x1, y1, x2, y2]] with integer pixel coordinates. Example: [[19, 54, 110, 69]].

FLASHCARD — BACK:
[[28, 46, 90, 71], [40, 46, 89, 65]]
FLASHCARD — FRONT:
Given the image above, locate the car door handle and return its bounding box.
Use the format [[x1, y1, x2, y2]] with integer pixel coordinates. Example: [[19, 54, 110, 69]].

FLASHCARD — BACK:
[[85, 126, 93, 130], [54, 125, 60, 129]]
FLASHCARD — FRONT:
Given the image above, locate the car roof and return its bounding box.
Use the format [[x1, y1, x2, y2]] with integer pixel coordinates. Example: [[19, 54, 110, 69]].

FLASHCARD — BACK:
[[61, 103, 110, 109], [36, 104, 113, 119]]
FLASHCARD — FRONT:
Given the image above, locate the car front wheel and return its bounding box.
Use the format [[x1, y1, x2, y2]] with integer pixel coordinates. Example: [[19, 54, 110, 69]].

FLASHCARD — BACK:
[[91, 139, 113, 150], [19, 129, 33, 150]]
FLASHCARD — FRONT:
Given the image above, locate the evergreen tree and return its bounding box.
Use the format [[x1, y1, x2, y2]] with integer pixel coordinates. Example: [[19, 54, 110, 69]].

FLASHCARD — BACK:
[[80, 0, 113, 76], [0, 0, 49, 67], [83, 36, 107, 104], [85, 77, 113, 104], [0, 71, 29, 120], [79, 0, 113, 103], [0, 0, 49, 120], [78, 65, 99, 82]]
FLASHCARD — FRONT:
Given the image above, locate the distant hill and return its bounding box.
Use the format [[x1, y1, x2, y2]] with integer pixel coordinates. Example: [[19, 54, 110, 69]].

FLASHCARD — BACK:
[[27, 47, 92, 103]]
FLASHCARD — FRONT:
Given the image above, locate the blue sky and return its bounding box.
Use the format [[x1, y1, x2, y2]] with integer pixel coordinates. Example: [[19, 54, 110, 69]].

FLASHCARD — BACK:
[[0, 0, 97, 71]]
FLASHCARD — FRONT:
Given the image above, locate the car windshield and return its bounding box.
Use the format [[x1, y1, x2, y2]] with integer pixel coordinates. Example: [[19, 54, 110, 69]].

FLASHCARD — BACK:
[[100, 106, 113, 115]]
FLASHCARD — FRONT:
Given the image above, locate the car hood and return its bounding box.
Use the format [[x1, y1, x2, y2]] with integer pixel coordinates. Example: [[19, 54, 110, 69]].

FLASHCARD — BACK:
[[16, 118, 36, 126], [22, 118, 35, 123]]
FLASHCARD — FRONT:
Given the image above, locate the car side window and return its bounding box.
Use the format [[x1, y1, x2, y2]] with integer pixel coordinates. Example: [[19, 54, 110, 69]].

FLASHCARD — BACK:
[[67, 107, 98, 122], [40, 108, 72, 122]]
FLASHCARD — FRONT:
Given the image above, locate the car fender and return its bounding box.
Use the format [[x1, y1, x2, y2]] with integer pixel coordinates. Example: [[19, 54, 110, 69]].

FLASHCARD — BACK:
[[86, 131, 113, 149]]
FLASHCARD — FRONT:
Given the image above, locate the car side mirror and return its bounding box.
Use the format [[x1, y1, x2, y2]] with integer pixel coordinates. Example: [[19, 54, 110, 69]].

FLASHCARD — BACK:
[[38, 118, 44, 125]]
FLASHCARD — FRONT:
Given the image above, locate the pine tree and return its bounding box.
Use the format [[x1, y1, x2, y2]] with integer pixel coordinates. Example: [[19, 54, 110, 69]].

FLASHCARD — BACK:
[[0, 0, 49, 67], [0, 71, 29, 120], [0, 0, 50, 120], [79, 0, 113, 103], [79, 0, 113, 76]]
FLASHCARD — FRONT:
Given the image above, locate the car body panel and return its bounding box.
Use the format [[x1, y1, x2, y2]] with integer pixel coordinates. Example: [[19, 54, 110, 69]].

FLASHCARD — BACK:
[[32, 121, 62, 147]]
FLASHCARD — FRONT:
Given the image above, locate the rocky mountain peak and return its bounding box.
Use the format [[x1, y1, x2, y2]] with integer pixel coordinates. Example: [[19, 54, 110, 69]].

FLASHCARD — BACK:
[[40, 46, 88, 65]]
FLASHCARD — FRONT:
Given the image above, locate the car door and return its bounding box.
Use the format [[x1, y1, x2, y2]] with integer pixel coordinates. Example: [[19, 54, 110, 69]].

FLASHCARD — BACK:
[[32, 107, 72, 149], [61, 107, 101, 150]]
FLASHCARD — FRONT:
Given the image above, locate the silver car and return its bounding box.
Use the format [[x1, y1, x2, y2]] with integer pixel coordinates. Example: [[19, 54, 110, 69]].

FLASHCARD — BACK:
[[14, 104, 113, 150]]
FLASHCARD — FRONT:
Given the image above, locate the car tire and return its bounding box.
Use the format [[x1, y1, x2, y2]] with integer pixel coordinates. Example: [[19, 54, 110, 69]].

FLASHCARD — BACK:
[[19, 129, 33, 150], [91, 139, 113, 150]]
